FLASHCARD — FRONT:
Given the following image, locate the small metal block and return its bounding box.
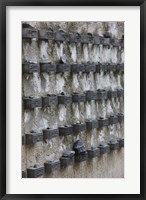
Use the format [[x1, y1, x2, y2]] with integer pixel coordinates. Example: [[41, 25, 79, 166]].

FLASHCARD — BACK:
[[105, 64, 111, 72], [60, 157, 73, 168], [93, 36, 100, 45], [72, 92, 86, 103], [69, 33, 81, 43], [85, 64, 96, 73], [108, 140, 119, 150], [22, 136, 25, 145], [44, 160, 60, 173], [98, 144, 110, 155], [98, 117, 109, 128], [120, 39, 124, 48], [26, 132, 43, 145], [87, 148, 100, 158], [73, 140, 86, 154], [71, 64, 85, 73], [22, 171, 26, 178], [117, 113, 124, 123], [109, 64, 117, 72], [86, 120, 98, 130], [55, 30, 69, 42], [117, 89, 124, 97], [38, 28, 54, 40], [96, 64, 110, 73], [58, 94, 72, 104], [117, 138, 124, 147], [86, 90, 97, 101], [43, 128, 59, 140], [97, 90, 108, 100], [22, 63, 40, 74], [56, 64, 71, 73], [59, 125, 73, 136], [110, 38, 121, 47], [40, 63, 56, 72], [101, 38, 110, 46], [23, 96, 42, 109], [42, 94, 58, 107], [87, 33, 94, 44], [99, 37, 105, 45], [104, 32, 112, 38], [81, 33, 93, 44], [107, 90, 118, 98], [60, 151, 75, 168], [73, 140, 88, 162], [96, 64, 103, 73], [22, 27, 38, 39], [75, 152, 88, 162], [116, 64, 124, 73], [27, 166, 44, 178], [73, 123, 86, 133], [108, 115, 118, 125]]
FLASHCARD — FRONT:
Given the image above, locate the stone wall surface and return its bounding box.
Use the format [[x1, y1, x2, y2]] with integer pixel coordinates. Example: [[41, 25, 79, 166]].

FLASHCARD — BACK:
[[22, 21, 124, 178]]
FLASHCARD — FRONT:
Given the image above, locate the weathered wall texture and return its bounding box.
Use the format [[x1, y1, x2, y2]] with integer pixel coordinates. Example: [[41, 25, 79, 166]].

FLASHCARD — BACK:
[[22, 22, 124, 178]]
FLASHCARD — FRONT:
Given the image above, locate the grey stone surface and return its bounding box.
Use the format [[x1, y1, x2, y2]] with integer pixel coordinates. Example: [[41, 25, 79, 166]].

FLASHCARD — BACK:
[[22, 21, 124, 178]]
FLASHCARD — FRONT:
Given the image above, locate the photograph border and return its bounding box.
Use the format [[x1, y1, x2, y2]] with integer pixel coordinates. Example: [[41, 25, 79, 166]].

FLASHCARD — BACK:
[[0, 0, 145, 199]]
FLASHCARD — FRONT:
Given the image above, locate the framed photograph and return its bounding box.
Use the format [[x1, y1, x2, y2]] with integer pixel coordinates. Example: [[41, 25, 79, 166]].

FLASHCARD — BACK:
[[0, 0, 145, 199]]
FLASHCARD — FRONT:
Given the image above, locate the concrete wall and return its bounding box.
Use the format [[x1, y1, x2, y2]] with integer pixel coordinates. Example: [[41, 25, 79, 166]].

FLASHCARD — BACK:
[[22, 22, 124, 178]]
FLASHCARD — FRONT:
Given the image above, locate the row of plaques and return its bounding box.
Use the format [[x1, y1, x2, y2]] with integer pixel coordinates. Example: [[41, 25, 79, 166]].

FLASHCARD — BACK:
[[22, 27, 124, 47], [22, 113, 124, 145], [22, 138, 124, 178], [23, 89, 124, 109], [23, 62, 124, 74]]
